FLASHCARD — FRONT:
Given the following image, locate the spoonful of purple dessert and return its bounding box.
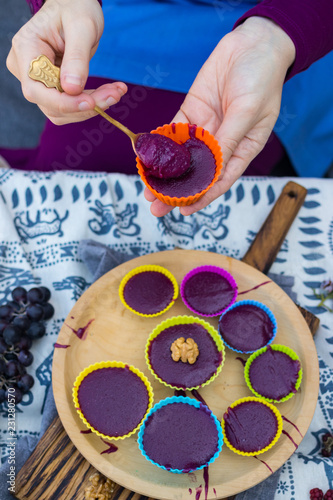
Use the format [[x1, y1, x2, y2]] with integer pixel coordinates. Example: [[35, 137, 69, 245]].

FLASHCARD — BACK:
[[135, 133, 190, 179], [29, 55, 191, 179]]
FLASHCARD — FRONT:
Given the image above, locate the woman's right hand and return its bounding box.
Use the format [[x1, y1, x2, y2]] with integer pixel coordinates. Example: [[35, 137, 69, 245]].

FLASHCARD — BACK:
[[6, 0, 127, 125]]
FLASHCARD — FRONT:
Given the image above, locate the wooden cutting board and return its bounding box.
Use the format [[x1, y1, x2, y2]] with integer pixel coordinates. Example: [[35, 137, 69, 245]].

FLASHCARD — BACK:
[[13, 181, 320, 500]]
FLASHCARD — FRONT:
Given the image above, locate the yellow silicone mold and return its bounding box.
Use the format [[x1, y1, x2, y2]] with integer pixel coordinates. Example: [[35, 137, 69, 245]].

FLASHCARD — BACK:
[[145, 315, 225, 391], [222, 396, 283, 456], [119, 265, 179, 317], [244, 344, 302, 404], [73, 361, 154, 441]]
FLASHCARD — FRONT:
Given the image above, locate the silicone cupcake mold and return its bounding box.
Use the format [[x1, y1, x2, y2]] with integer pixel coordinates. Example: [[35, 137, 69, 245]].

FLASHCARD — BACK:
[[218, 300, 277, 354], [119, 265, 178, 317], [73, 361, 153, 440], [222, 397, 283, 456], [244, 345, 302, 403], [145, 315, 225, 390], [180, 265, 238, 317], [138, 396, 223, 473], [136, 122, 223, 207]]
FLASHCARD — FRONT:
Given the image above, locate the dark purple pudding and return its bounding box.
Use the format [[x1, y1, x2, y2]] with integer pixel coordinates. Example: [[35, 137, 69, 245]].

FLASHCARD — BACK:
[[135, 133, 191, 179], [248, 347, 301, 401], [223, 400, 279, 453], [218, 302, 276, 353], [182, 269, 237, 316], [148, 322, 222, 389], [77, 367, 149, 438], [123, 271, 175, 315], [140, 399, 221, 472], [145, 137, 216, 198]]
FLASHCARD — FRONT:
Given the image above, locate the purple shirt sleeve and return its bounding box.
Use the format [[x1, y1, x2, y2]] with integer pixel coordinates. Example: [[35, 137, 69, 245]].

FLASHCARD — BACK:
[[26, 0, 102, 15], [233, 0, 333, 80]]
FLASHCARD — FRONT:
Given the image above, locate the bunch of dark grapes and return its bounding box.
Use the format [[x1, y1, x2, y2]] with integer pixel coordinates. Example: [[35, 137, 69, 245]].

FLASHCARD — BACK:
[[0, 286, 54, 405]]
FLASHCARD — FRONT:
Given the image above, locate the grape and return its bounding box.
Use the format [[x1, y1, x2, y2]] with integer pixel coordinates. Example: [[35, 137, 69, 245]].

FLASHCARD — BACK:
[[3, 325, 22, 345], [17, 374, 34, 393], [12, 286, 27, 303], [5, 361, 19, 378], [6, 301, 22, 314], [0, 284, 54, 407], [27, 287, 44, 304], [0, 338, 8, 354], [26, 322, 45, 339], [16, 336, 33, 351], [42, 303, 54, 320], [26, 304, 44, 321], [0, 304, 14, 321], [0, 320, 9, 335], [12, 315, 31, 331], [39, 286, 51, 303], [17, 350, 33, 367], [0, 358, 6, 374], [6, 386, 23, 404], [0, 389, 6, 404], [16, 361, 26, 376]]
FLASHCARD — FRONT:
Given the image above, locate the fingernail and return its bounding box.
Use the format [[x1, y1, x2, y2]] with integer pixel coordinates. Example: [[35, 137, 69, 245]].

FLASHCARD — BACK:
[[106, 96, 117, 107], [63, 74, 83, 87], [116, 86, 125, 97], [78, 101, 91, 111]]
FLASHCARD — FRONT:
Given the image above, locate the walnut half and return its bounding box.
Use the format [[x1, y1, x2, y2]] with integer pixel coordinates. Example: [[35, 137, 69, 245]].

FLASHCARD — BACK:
[[84, 472, 115, 500], [170, 337, 199, 364]]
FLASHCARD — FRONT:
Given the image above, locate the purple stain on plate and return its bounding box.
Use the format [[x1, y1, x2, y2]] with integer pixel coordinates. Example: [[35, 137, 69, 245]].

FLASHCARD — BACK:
[[66, 319, 94, 340], [238, 281, 272, 295], [100, 439, 118, 454]]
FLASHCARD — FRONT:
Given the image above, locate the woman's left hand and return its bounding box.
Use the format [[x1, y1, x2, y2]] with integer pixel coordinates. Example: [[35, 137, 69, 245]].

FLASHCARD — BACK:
[[144, 16, 295, 217]]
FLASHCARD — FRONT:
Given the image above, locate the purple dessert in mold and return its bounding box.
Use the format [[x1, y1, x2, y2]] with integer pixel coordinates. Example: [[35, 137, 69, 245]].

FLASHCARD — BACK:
[[142, 401, 220, 471], [135, 133, 191, 179], [123, 271, 175, 314], [249, 347, 301, 400], [145, 137, 216, 197], [219, 303, 275, 352], [78, 367, 149, 437], [182, 268, 237, 316], [224, 401, 278, 453], [148, 322, 222, 389]]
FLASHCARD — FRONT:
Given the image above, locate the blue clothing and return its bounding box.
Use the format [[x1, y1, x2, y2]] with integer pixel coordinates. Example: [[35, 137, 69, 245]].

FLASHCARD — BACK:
[[90, 0, 253, 92], [89, 0, 333, 177]]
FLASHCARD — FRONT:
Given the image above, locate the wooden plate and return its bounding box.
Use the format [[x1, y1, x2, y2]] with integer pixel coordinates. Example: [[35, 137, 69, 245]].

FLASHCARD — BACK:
[[52, 250, 319, 499]]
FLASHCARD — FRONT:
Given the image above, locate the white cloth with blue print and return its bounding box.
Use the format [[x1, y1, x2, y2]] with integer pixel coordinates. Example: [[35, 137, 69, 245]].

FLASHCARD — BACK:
[[0, 168, 332, 499]]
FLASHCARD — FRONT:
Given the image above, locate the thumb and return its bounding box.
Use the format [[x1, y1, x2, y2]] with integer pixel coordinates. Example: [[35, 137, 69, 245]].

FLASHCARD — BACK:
[[60, 22, 98, 95]]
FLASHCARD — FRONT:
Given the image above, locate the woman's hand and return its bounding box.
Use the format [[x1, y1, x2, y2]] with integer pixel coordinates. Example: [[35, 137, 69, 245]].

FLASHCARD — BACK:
[[145, 16, 295, 217], [6, 0, 127, 125]]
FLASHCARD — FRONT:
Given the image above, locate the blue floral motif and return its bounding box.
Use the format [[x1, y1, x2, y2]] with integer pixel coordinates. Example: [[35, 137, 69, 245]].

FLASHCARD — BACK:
[[277, 480, 290, 495]]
